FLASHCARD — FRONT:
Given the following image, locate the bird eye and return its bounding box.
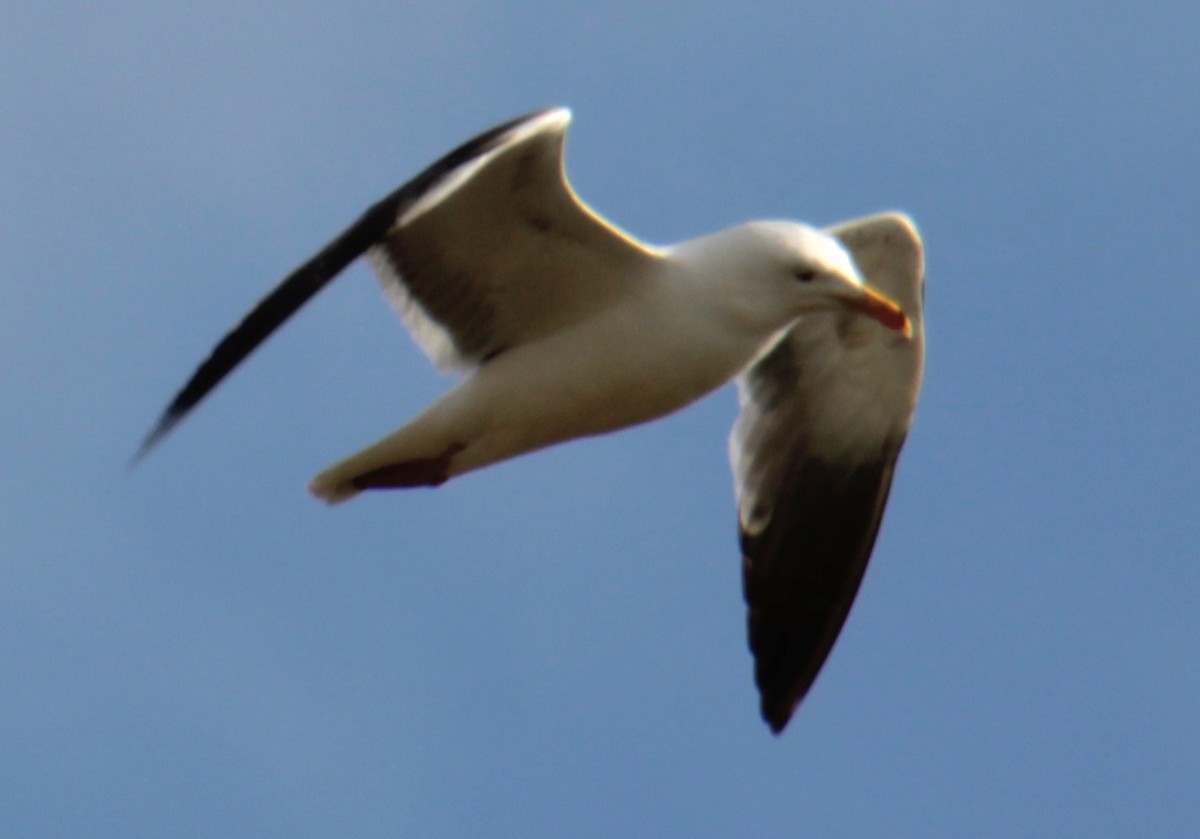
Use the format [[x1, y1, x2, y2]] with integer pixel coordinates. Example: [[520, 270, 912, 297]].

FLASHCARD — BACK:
[[794, 270, 818, 283]]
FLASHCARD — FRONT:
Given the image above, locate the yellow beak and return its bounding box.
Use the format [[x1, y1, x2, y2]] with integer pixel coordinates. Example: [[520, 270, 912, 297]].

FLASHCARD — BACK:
[[846, 286, 911, 338]]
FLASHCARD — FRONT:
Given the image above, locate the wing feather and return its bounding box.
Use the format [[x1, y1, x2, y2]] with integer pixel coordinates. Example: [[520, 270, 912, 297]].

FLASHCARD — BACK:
[[137, 108, 654, 457], [367, 108, 659, 369], [730, 213, 925, 732]]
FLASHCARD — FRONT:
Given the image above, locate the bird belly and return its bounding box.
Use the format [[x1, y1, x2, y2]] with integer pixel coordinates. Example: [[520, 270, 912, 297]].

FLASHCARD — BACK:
[[452, 304, 760, 472], [309, 298, 767, 501]]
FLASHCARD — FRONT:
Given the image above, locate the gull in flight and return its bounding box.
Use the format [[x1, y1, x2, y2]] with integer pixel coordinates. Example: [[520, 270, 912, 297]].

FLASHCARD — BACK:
[[138, 108, 925, 733]]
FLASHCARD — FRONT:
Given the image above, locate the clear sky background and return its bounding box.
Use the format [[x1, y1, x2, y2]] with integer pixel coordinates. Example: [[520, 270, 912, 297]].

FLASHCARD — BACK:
[[3, 3, 1198, 837]]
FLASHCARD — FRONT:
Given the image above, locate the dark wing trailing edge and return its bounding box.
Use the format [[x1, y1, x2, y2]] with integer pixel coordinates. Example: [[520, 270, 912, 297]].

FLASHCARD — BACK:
[[739, 436, 903, 734], [134, 108, 557, 462], [733, 330, 910, 733]]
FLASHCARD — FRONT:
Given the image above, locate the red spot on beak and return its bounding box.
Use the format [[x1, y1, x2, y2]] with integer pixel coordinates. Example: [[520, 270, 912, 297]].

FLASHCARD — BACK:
[[848, 287, 911, 337]]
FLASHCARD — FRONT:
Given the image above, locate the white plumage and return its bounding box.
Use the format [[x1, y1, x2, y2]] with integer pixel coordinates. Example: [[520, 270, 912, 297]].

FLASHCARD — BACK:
[[139, 108, 924, 733]]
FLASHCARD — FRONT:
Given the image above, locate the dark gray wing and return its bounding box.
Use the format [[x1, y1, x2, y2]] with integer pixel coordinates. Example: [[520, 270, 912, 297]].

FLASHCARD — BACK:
[[729, 213, 925, 733], [136, 107, 655, 459]]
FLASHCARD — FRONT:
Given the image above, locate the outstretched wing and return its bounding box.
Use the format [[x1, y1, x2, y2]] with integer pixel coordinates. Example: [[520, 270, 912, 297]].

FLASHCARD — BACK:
[[729, 213, 925, 733], [369, 108, 659, 370], [137, 107, 657, 459]]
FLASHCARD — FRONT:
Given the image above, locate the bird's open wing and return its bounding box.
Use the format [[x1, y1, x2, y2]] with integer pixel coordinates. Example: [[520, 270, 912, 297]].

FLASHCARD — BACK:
[[369, 108, 659, 370], [137, 107, 657, 458], [729, 213, 925, 733]]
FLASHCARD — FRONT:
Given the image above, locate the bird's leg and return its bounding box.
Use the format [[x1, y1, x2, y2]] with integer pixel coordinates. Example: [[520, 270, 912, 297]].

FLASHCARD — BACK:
[[350, 442, 466, 491]]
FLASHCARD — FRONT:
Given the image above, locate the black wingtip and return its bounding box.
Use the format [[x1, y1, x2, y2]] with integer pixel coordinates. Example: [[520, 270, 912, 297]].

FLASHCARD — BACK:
[[131, 109, 562, 473], [128, 167, 403, 473], [762, 700, 794, 736], [130, 411, 179, 468]]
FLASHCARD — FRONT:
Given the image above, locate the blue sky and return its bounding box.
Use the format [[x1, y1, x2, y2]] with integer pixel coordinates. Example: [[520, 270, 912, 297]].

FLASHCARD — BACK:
[[3, 3, 1198, 836]]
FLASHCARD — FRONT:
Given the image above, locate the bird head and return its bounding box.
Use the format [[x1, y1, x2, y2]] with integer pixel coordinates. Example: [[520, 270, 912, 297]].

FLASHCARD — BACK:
[[736, 222, 912, 338]]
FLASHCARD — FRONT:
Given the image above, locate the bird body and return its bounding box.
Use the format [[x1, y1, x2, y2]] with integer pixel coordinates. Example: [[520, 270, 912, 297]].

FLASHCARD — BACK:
[[139, 107, 925, 733], [313, 219, 896, 501]]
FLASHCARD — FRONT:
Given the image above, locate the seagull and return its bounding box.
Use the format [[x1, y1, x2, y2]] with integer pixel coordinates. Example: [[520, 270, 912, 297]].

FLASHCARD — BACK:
[[138, 107, 925, 733]]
